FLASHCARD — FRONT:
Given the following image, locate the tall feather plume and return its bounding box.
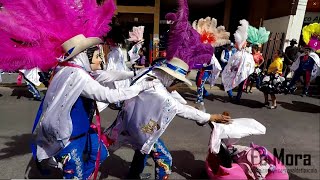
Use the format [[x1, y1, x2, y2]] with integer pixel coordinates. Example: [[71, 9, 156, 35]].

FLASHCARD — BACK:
[[302, 23, 320, 53], [247, 25, 270, 46], [0, 0, 115, 71], [192, 17, 231, 47], [234, 19, 249, 49], [165, 0, 213, 69], [127, 26, 145, 42]]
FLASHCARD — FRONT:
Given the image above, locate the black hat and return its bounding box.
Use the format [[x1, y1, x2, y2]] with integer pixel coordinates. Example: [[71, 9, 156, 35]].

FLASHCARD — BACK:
[[290, 39, 298, 44]]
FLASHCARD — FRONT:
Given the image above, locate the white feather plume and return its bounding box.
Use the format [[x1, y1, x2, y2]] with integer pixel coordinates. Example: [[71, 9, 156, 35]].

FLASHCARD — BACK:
[[127, 26, 145, 43], [234, 19, 249, 49]]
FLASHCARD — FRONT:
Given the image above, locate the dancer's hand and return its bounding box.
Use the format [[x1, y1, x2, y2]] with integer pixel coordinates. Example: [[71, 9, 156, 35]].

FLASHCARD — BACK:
[[210, 114, 231, 124]]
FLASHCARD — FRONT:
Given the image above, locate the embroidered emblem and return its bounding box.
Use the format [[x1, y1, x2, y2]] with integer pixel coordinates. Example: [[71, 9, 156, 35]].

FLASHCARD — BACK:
[[61, 153, 71, 165], [141, 120, 160, 134]]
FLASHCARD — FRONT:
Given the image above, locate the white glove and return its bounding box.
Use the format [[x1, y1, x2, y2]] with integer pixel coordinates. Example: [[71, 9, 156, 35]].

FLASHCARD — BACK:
[[136, 79, 161, 91]]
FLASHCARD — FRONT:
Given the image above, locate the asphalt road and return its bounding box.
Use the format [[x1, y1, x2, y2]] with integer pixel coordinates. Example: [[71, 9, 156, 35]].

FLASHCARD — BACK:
[[0, 82, 319, 179]]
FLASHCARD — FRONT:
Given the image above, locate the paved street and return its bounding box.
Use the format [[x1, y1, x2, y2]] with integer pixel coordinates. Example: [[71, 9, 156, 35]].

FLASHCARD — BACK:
[[0, 75, 319, 179]]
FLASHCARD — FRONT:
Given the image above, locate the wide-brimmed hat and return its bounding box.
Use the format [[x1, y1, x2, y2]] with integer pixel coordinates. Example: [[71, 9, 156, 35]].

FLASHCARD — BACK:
[[290, 39, 298, 44], [304, 45, 314, 51], [62, 34, 103, 61], [155, 57, 192, 86]]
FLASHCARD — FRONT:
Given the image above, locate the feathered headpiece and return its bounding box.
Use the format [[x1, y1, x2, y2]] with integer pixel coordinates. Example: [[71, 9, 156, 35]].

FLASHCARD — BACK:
[[247, 25, 270, 46], [234, 19, 249, 49], [302, 23, 320, 53], [127, 26, 145, 43], [0, 0, 116, 71], [192, 17, 231, 47], [165, 0, 213, 69]]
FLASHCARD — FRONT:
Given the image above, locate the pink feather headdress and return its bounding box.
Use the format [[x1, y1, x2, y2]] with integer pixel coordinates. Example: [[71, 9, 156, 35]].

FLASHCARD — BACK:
[[192, 17, 231, 47], [165, 0, 214, 69], [0, 0, 116, 71], [127, 26, 145, 43]]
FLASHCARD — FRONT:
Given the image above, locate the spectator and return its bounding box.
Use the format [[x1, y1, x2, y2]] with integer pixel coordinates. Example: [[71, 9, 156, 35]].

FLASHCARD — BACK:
[[283, 39, 299, 78], [260, 50, 284, 109]]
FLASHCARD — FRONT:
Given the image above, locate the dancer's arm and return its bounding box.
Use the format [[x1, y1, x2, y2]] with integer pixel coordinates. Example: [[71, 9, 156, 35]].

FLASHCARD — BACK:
[[81, 76, 158, 103], [176, 103, 231, 124], [92, 70, 135, 84], [220, 50, 227, 63]]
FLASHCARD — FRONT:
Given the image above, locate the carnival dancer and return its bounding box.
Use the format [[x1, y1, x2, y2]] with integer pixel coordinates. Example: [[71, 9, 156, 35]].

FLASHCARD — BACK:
[[0, 1, 160, 179], [192, 17, 230, 105], [105, 24, 131, 89], [245, 25, 270, 93], [221, 20, 255, 103], [106, 1, 231, 179], [105, 24, 133, 108], [287, 23, 320, 96], [220, 43, 236, 70], [259, 50, 285, 109]]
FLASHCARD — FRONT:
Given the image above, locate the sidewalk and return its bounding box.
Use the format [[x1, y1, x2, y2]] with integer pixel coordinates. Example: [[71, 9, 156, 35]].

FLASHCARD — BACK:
[[0, 73, 46, 89], [1, 71, 318, 95], [0, 70, 218, 89]]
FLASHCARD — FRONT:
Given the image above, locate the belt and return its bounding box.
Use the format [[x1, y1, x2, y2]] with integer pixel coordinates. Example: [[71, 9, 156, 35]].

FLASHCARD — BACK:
[[69, 133, 86, 141]]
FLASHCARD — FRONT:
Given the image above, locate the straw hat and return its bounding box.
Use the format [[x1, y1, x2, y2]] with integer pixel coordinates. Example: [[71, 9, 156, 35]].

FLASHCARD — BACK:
[[61, 34, 102, 61], [155, 57, 192, 86]]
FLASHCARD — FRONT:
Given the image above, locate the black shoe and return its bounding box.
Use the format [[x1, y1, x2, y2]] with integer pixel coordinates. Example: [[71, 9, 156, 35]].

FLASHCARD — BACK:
[[33, 96, 42, 101], [233, 97, 241, 104], [264, 102, 270, 107], [301, 91, 309, 97]]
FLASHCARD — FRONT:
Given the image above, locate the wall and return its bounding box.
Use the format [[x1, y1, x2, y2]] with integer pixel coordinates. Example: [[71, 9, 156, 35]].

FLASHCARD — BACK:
[[304, 12, 320, 24], [263, 0, 307, 50], [263, 16, 291, 34], [284, 0, 308, 48]]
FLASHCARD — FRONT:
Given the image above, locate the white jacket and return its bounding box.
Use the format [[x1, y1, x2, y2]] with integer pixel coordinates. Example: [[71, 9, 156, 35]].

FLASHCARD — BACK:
[[107, 71, 211, 154]]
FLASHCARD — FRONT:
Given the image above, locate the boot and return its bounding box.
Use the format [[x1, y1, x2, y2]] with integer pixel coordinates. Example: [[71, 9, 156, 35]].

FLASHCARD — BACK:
[[301, 88, 309, 97]]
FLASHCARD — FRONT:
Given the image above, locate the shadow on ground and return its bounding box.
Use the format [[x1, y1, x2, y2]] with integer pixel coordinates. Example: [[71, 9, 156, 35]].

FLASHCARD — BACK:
[[0, 134, 33, 160], [24, 157, 63, 179], [278, 101, 320, 114], [171, 150, 207, 179], [99, 151, 131, 179]]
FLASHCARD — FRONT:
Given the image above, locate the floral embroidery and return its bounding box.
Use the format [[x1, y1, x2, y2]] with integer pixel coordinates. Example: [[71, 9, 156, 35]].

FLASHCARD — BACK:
[[141, 120, 160, 134], [71, 149, 83, 179]]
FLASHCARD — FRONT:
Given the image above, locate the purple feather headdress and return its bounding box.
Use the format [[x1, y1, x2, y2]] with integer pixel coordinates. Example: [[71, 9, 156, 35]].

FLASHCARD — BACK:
[[0, 0, 115, 71], [165, 0, 214, 69]]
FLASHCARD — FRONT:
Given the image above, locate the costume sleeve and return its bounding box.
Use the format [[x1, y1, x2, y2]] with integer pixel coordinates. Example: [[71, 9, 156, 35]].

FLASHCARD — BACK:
[[170, 90, 187, 105], [175, 102, 211, 124], [220, 50, 227, 63], [92, 70, 134, 84], [81, 77, 146, 103]]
